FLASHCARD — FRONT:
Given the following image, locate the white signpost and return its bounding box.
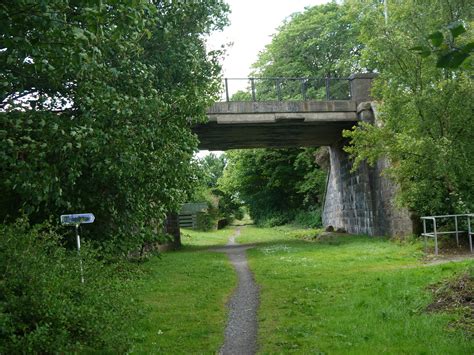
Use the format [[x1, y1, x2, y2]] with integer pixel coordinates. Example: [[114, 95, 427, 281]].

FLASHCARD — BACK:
[[60, 213, 95, 283]]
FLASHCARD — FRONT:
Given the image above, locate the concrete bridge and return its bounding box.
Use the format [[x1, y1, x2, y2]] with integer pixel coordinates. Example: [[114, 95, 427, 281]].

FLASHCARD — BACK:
[[167, 73, 414, 241], [195, 74, 373, 150], [195, 100, 358, 150]]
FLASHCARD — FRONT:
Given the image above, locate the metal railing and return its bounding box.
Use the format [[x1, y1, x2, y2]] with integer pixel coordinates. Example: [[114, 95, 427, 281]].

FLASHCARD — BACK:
[[421, 214, 473, 255], [222, 77, 352, 102]]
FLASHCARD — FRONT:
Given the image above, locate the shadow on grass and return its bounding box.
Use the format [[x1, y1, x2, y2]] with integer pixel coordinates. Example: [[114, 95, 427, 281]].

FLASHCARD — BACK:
[[237, 233, 393, 251], [177, 226, 401, 255]]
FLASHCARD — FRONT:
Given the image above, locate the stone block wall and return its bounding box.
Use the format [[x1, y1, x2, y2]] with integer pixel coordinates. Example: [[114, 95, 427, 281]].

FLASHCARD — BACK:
[[322, 101, 414, 237], [372, 158, 414, 236], [323, 140, 375, 235]]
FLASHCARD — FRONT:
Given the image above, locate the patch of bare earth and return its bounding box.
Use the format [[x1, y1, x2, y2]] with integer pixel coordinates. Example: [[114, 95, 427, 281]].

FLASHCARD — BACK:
[[426, 269, 474, 335], [423, 233, 473, 259]]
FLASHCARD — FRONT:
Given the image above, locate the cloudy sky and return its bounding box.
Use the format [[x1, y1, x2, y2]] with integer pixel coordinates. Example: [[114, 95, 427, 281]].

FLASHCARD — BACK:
[[199, 0, 329, 157], [207, 0, 329, 78]]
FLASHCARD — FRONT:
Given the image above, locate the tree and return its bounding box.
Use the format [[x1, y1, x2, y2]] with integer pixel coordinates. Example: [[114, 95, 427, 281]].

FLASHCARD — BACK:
[[0, 1, 229, 252], [219, 149, 326, 226], [245, 2, 364, 101], [412, 22, 473, 69], [199, 153, 227, 188], [343, 0, 474, 216], [253, 2, 363, 78]]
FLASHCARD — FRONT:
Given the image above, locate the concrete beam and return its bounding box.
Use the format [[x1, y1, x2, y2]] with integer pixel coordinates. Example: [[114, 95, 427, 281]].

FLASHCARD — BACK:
[[209, 112, 357, 124], [208, 100, 357, 114]]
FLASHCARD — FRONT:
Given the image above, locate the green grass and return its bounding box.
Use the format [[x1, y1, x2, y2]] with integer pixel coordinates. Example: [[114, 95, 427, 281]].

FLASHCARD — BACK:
[[129, 225, 472, 353], [130, 227, 237, 353], [238, 226, 474, 354], [181, 227, 235, 248]]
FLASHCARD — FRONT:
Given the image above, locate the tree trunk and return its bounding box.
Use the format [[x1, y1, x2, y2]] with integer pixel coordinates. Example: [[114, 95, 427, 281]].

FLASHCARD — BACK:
[[165, 212, 181, 249]]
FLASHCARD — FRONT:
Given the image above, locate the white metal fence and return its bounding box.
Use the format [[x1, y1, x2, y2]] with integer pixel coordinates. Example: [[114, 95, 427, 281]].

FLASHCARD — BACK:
[[421, 214, 473, 255]]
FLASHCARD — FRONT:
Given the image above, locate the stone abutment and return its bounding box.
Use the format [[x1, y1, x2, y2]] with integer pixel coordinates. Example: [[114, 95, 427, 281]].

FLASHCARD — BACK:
[[322, 100, 414, 236]]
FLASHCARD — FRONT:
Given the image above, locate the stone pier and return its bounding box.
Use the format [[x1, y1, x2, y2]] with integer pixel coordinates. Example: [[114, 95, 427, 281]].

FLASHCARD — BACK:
[[322, 74, 414, 236]]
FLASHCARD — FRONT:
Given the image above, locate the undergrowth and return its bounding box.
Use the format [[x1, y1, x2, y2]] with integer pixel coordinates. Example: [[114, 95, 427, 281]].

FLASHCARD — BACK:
[[0, 219, 144, 353]]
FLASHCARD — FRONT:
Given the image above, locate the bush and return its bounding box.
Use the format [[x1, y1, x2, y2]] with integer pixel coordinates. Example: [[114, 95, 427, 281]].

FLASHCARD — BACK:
[[0, 220, 143, 353], [195, 211, 218, 231], [293, 209, 323, 228], [258, 212, 294, 227]]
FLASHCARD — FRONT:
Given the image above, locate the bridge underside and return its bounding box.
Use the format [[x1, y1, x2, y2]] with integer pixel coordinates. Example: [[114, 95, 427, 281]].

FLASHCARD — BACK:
[[194, 100, 358, 150], [194, 120, 357, 150]]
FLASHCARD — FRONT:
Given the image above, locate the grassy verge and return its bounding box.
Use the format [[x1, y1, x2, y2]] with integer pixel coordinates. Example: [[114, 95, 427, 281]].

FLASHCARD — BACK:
[[130, 227, 237, 353], [238, 226, 473, 354], [180, 227, 235, 248]]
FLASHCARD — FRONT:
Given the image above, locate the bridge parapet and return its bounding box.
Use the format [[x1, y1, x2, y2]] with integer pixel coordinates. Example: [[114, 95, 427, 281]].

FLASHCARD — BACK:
[[220, 73, 376, 103], [222, 77, 351, 102], [206, 101, 358, 126]]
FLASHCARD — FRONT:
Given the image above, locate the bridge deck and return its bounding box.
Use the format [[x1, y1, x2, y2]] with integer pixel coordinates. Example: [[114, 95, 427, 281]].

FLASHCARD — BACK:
[[194, 100, 359, 150]]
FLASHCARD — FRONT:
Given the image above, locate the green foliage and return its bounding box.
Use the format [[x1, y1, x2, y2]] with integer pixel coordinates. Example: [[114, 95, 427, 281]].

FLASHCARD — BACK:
[[191, 154, 244, 227], [0, 1, 229, 252], [0, 219, 143, 353], [344, 0, 474, 216], [252, 2, 363, 78], [195, 210, 217, 231], [293, 209, 323, 228], [197, 153, 226, 188], [241, 2, 363, 101], [219, 149, 326, 227], [412, 21, 474, 69], [231, 90, 253, 101]]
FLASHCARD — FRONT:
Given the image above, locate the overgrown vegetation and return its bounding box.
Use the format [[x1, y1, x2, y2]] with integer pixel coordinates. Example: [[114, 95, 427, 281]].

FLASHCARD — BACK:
[[343, 0, 473, 216], [0, 1, 229, 351], [219, 148, 326, 227], [1, 1, 229, 250], [190, 153, 244, 230], [0, 220, 143, 353]]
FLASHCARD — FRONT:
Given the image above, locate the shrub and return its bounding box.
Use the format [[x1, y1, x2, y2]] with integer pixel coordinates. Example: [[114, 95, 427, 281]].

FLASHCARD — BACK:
[[195, 211, 218, 231], [0, 219, 143, 353], [293, 209, 323, 228], [259, 212, 294, 227]]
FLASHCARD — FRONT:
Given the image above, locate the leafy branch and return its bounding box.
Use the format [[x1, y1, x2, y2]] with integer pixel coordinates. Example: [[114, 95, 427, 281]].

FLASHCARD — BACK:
[[411, 22, 473, 69]]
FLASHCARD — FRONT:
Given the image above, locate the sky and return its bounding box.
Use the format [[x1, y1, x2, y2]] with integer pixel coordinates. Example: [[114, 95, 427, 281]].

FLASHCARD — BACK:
[[198, 0, 329, 158], [207, 0, 329, 79]]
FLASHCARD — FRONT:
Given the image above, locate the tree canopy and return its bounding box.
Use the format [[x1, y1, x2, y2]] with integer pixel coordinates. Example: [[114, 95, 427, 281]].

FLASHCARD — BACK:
[[344, 0, 474, 216], [252, 2, 363, 78], [0, 1, 229, 250]]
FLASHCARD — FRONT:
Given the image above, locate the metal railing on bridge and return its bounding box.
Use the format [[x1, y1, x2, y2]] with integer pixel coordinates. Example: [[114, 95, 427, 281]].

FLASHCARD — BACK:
[[222, 77, 352, 102]]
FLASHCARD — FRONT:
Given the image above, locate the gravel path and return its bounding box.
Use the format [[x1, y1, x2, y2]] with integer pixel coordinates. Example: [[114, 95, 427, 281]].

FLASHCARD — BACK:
[[217, 228, 259, 355]]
